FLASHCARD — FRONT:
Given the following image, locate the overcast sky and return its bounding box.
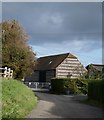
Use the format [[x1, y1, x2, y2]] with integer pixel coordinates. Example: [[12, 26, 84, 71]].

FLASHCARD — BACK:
[[2, 2, 102, 66]]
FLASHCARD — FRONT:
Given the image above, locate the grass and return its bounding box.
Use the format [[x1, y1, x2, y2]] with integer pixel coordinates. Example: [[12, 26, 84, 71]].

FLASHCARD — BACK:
[[0, 79, 2, 120], [2, 78, 37, 119]]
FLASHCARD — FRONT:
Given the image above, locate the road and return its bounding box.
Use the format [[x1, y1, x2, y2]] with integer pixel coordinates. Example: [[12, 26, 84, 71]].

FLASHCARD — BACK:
[[26, 92, 103, 118]]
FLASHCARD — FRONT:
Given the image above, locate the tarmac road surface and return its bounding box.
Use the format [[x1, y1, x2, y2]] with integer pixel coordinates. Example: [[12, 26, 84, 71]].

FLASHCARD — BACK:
[[26, 92, 103, 118]]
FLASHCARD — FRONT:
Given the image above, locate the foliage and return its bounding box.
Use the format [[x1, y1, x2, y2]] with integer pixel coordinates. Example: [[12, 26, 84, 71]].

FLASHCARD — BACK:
[[51, 78, 64, 94], [51, 78, 90, 95], [88, 80, 104, 104], [1, 20, 36, 79], [86, 64, 102, 80], [102, 67, 104, 79], [2, 78, 37, 119], [81, 99, 103, 108]]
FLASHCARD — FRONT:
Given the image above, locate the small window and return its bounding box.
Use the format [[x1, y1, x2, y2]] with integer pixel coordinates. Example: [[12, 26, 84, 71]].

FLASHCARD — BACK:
[[67, 72, 72, 78], [49, 61, 53, 64]]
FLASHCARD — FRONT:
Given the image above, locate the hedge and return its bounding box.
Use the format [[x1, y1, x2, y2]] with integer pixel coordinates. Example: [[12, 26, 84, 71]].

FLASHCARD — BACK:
[[88, 80, 104, 104], [51, 78, 90, 95]]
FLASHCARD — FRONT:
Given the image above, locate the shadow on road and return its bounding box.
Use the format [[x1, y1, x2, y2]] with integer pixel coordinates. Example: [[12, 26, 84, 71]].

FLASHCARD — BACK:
[[27, 91, 103, 118]]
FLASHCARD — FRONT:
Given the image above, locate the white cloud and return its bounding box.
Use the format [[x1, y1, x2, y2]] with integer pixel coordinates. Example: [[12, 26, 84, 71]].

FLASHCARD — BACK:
[[30, 38, 101, 56], [30, 41, 102, 66], [2, 2, 102, 66]]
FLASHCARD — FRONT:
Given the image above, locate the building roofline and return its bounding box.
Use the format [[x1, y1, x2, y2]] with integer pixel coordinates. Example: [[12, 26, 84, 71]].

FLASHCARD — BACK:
[[88, 64, 104, 66], [35, 52, 77, 70], [91, 64, 104, 66], [38, 53, 70, 59]]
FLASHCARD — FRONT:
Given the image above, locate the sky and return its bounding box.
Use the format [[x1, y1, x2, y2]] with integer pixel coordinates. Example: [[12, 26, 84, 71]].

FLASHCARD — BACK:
[[2, 2, 102, 66]]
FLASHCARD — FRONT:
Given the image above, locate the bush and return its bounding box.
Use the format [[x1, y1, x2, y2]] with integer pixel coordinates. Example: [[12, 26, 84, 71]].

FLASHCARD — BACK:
[[51, 78, 64, 94], [51, 78, 89, 95], [88, 80, 104, 104], [2, 78, 37, 119]]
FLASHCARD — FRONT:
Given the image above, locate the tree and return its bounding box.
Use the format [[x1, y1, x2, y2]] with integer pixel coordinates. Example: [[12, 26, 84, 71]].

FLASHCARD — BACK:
[[1, 20, 36, 79]]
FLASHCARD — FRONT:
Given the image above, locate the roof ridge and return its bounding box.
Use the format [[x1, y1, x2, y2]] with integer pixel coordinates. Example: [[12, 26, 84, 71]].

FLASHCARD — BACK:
[[35, 52, 77, 70], [91, 64, 104, 66], [38, 52, 69, 59]]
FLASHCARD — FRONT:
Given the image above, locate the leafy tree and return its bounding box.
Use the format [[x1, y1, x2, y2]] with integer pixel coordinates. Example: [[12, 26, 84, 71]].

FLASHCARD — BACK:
[[1, 20, 36, 79]]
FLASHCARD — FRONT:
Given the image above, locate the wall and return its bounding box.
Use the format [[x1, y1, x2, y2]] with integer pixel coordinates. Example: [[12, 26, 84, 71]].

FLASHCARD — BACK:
[[25, 70, 55, 82], [56, 56, 87, 78], [46, 70, 56, 82], [25, 71, 39, 82]]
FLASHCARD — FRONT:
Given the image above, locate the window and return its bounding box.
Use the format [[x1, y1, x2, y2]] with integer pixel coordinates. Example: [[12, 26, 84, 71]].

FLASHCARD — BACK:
[[49, 61, 53, 64]]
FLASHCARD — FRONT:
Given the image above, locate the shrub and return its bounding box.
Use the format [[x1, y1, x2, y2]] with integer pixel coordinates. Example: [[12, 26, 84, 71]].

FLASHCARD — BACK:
[[51, 78, 89, 95], [88, 80, 104, 104], [2, 78, 37, 119], [51, 78, 64, 94]]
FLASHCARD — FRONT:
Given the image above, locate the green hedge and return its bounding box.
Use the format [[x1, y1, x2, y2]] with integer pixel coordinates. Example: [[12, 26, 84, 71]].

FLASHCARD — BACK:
[[88, 80, 104, 103], [51, 78, 89, 95]]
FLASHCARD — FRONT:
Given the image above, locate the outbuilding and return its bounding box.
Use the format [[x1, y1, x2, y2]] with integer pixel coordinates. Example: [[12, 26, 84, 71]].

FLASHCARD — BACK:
[[26, 53, 87, 82], [86, 64, 104, 79]]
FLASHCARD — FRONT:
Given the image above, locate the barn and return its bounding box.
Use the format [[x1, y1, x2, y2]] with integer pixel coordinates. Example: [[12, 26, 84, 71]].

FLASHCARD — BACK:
[[25, 53, 87, 82], [86, 64, 104, 79]]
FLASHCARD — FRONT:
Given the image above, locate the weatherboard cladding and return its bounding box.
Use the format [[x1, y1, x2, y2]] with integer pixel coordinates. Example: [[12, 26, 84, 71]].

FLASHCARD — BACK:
[[34, 53, 77, 71], [56, 55, 87, 78], [33, 53, 87, 81], [25, 53, 87, 82]]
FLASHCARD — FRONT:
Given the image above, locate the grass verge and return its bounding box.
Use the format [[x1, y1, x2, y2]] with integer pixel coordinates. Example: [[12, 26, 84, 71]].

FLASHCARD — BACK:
[[2, 78, 37, 119]]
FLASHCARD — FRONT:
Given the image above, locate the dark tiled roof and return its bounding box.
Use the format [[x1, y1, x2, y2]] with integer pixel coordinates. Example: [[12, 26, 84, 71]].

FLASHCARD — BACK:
[[86, 64, 104, 72], [34, 53, 77, 70]]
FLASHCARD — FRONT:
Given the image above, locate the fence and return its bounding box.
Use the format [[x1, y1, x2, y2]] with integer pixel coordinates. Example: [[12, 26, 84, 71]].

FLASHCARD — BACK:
[[24, 82, 51, 91], [0, 67, 13, 78]]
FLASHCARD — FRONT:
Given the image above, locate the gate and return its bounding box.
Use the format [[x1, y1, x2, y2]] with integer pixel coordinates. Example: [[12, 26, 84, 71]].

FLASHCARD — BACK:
[[23, 82, 51, 91], [0, 67, 13, 78]]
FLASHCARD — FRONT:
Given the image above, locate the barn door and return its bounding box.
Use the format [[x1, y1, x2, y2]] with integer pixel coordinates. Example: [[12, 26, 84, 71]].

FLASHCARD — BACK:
[[39, 71, 46, 82]]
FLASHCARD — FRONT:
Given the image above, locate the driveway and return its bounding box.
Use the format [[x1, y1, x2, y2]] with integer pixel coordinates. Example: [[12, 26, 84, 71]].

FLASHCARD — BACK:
[[26, 92, 103, 118]]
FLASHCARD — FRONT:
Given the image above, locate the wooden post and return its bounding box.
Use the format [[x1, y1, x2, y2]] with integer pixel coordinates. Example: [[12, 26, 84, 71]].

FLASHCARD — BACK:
[[10, 70, 13, 78], [4, 67, 7, 78], [7, 68, 11, 78], [29, 82, 31, 87], [35, 82, 37, 89], [42, 83, 44, 88]]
